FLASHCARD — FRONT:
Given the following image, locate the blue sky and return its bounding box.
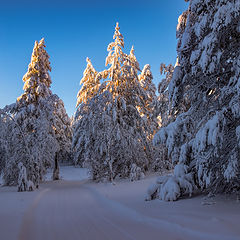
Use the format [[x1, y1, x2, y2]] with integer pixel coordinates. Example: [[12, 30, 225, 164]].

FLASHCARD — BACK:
[[0, 0, 188, 116]]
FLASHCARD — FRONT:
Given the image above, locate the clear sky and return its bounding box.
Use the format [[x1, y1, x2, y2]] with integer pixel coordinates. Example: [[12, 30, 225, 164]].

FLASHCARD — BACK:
[[0, 0, 188, 116]]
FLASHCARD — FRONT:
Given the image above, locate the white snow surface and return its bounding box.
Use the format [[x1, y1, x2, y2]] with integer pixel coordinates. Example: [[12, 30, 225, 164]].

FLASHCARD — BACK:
[[44, 165, 90, 181], [0, 166, 240, 240]]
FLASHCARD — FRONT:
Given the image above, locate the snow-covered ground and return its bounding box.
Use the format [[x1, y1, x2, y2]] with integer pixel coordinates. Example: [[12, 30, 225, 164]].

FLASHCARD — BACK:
[[44, 165, 90, 181], [0, 166, 239, 240]]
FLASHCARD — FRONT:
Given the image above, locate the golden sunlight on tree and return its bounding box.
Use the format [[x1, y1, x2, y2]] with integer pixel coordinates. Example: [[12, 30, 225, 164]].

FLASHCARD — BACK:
[[73, 22, 157, 181], [76, 57, 99, 107], [18, 38, 52, 104]]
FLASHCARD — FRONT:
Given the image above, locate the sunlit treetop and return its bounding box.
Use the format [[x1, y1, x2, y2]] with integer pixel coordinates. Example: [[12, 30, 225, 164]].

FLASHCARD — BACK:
[[128, 46, 140, 71], [76, 57, 99, 107], [104, 22, 127, 83], [100, 22, 142, 99], [17, 38, 52, 104]]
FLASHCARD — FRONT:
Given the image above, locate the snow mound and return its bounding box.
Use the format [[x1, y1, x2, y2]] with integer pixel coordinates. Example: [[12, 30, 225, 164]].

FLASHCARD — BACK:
[[146, 163, 195, 201]]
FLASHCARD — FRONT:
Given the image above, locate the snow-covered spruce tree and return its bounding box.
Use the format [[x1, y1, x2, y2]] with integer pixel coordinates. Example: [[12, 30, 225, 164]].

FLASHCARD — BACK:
[[0, 111, 8, 175], [99, 24, 155, 174], [73, 90, 115, 180], [72, 57, 100, 167], [49, 94, 72, 164], [0, 107, 33, 185], [76, 57, 100, 106], [150, 63, 175, 172], [157, 63, 175, 127], [3, 38, 71, 186], [138, 63, 158, 136], [73, 23, 155, 181], [0, 142, 6, 176], [150, 0, 240, 201]]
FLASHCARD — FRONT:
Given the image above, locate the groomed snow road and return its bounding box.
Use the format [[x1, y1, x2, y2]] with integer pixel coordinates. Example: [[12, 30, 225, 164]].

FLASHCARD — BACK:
[[13, 180, 239, 240], [18, 180, 182, 240], [1, 167, 240, 240]]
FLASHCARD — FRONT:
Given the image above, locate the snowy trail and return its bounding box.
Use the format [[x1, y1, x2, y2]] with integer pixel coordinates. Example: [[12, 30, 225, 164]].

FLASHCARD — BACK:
[[15, 180, 239, 240], [1, 166, 239, 240], [18, 181, 174, 240]]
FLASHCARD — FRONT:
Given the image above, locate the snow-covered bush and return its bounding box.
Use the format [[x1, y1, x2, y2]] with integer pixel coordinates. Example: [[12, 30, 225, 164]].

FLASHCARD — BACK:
[[130, 164, 145, 181], [17, 162, 36, 191], [27, 180, 35, 191], [160, 177, 181, 201], [17, 162, 28, 192], [146, 163, 194, 201]]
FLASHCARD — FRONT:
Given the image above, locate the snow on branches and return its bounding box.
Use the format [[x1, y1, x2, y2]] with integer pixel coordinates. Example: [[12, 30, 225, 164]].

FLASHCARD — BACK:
[[72, 23, 157, 181], [18, 38, 52, 104], [76, 57, 99, 107], [2, 39, 71, 187], [149, 0, 240, 201]]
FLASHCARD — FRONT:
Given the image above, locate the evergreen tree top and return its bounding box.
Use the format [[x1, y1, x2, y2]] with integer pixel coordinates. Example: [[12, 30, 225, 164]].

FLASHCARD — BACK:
[[76, 57, 99, 107], [76, 22, 150, 111], [113, 22, 124, 48], [17, 38, 52, 105], [128, 45, 140, 71], [105, 22, 125, 67]]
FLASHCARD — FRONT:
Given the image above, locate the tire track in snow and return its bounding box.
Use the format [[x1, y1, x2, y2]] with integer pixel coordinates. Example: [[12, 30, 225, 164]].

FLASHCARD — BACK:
[[18, 188, 50, 240], [16, 180, 239, 240]]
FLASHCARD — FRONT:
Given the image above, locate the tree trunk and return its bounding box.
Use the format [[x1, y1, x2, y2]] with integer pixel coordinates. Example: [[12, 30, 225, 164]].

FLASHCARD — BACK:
[[53, 152, 60, 180]]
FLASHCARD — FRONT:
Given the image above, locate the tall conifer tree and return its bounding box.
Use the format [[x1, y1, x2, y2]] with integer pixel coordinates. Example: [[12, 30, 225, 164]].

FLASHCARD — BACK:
[[151, 0, 240, 201], [73, 23, 156, 181], [3, 39, 71, 185]]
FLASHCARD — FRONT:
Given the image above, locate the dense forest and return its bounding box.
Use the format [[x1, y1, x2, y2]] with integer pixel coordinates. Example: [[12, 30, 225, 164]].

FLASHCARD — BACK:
[[0, 0, 240, 201]]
